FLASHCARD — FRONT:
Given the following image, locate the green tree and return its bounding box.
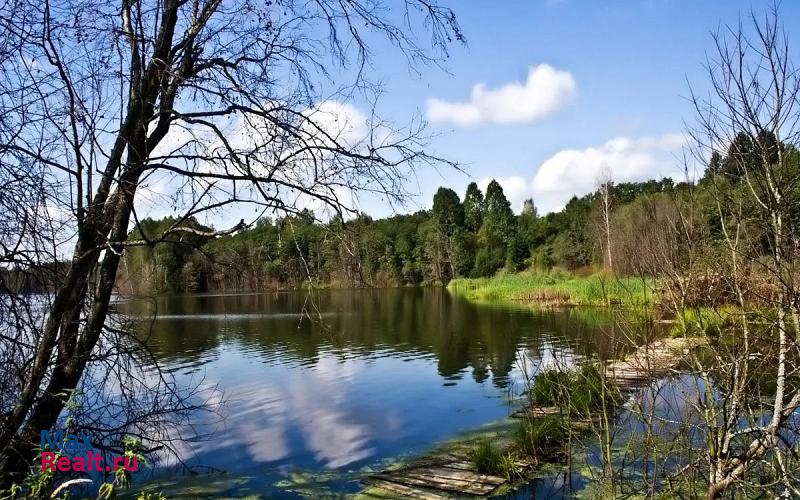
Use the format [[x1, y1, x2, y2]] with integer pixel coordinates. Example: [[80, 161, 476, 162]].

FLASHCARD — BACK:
[[515, 198, 539, 269], [433, 187, 465, 234], [474, 180, 514, 276], [123, 217, 212, 293], [483, 180, 513, 222], [505, 231, 528, 272], [431, 187, 466, 282], [707, 150, 723, 176], [463, 182, 485, 233], [721, 130, 780, 179]]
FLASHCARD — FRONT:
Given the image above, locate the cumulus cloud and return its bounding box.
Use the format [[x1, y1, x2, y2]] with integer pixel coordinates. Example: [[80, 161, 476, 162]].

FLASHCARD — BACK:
[[479, 133, 687, 214], [426, 64, 576, 126], [301, 100, 369, 147], [136, 100, 377, 221]]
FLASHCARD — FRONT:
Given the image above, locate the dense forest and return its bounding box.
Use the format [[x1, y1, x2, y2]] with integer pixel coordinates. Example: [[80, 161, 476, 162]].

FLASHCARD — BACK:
[[117, 131, 800, 295]]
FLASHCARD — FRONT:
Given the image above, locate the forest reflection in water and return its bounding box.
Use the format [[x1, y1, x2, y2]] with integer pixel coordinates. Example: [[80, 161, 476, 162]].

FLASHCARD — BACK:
[[118, 288, 630, 498]]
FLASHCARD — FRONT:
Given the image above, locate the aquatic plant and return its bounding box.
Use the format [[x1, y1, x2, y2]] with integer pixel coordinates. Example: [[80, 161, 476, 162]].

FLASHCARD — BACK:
[[469, 439, 505, 475], [670, 306, 740, 338], [570, 364, 608, 415], [529, 364, 609, 416], [529, 369, 572, 407], [468, 441, 526, 480], [497, 453, 524, 480], [512, 416, 565, 458]]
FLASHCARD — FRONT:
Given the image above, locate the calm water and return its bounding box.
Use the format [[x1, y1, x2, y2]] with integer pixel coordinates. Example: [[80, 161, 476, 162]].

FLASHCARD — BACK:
[[119, 288, 620, 498]]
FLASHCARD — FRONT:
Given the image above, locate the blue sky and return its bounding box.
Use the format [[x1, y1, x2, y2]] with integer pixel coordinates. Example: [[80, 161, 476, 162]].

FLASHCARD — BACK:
[[137, 1, 798, 225], [347, 0, 800, 216]]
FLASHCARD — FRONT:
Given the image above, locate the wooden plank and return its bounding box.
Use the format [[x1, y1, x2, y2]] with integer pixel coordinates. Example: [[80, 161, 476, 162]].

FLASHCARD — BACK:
[[363, 478, 449, 500], [440, 451, 471, 461], [394, 471, 498, 495], [371, 472, 497, 496], [438, 461, 476, 471], [511, 405, 561, 418], [421, 466, 506, 486], [611, 375, 650, 380], [615, 381, 644, 389]]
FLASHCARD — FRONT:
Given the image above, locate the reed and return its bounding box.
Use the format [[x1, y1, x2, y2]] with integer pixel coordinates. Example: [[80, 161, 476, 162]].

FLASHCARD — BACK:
[[512, 416, 565, 458], [469, 439, 505, 475], [448, 270, 653, 306]]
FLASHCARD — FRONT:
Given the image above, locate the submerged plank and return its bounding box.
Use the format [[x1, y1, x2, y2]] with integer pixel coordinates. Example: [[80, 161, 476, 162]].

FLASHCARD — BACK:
[[371, 471, 498, 496], [511, 405, 561, 418], [421, 466, 506, 486], [363, 478, 449, 500], [395, 472, 497, 495], [438, 461, 477, 471]]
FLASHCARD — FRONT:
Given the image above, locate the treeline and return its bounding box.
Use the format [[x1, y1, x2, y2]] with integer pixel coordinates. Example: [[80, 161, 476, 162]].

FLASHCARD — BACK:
[[116, 179, 683, 294], [118, 131, 800, 294], [0, 263, 69, 294]]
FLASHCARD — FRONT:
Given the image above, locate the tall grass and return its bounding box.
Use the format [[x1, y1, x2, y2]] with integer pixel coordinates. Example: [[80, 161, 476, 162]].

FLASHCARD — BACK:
[[470, 440, 525, 480], [670, 306, 741, 338], [529, 370, 572, 407], [530, 364, 609, 416], [469, 439, 522, 478], [448, 269, 652, 306], [512, 416, 565, 457], [470, 439, 504, 474]]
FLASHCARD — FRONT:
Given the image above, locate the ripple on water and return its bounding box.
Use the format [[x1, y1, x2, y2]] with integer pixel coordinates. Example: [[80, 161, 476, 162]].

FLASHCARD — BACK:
[[150, 312, 344, 320], [162, 349, 221, 375]]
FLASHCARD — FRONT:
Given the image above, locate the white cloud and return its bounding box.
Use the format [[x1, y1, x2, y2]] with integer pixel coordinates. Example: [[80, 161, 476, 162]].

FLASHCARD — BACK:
[[136, 100, 377, 222], [479, 133, 687, 214], [426, 64, 576, 126], [301, 100, 369, 147]]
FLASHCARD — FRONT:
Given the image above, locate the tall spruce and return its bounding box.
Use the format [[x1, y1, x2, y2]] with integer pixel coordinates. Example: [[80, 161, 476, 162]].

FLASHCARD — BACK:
[[474, 180, 514, 276], [463, 182, 485, 233]]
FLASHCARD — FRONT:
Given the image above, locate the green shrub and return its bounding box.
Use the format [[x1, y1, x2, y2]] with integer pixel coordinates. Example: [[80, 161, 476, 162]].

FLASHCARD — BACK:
[[0, 437, 151, 500]]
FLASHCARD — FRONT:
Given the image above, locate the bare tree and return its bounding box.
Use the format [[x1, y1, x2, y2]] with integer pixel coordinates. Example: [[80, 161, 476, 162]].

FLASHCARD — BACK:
[[595, 165, 614, 272], [572, 8, 800, 498], [683, 5, 800, 498], [0, 0, 463, 479]]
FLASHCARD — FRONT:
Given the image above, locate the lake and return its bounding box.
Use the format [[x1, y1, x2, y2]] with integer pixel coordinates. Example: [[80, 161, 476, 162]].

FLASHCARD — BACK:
[[118, 288, 621, 498]]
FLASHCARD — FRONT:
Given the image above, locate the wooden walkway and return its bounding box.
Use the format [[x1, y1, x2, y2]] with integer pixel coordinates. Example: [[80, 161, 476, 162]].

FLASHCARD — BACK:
[[604, 337, 706, 391], [364, 337, 706, 498], [512, 336, 707, 419]]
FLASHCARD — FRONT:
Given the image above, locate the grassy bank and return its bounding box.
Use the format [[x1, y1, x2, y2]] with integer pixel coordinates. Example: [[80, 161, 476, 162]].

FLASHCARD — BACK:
[[448, 270, 653, 307]]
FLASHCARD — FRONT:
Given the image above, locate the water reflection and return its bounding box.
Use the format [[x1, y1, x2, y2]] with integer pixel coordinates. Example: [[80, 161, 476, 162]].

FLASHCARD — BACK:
[[117, 288, 621, 497]]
